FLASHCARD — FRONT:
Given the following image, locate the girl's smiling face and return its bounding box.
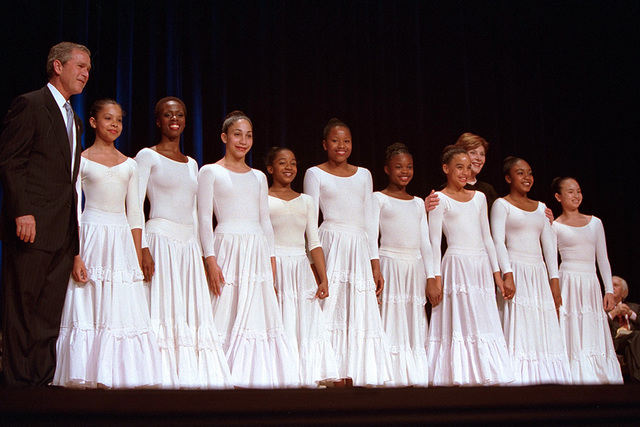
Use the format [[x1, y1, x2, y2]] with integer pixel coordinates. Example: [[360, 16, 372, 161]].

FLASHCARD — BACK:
[[323, 126, 352, 164], [443, 153, 471, 190], [506, 159, 533, 194], [555, 178, 582, 211], [222, 118, 253, 160], [90, 104, 123, 144], [384, 153, 414, 187], [156, 100, 185, 139], [267, 148, 297, 186]]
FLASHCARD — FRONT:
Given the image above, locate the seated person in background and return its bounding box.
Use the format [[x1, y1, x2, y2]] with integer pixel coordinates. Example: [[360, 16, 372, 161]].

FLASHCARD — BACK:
[[608, 276, 640, 383]]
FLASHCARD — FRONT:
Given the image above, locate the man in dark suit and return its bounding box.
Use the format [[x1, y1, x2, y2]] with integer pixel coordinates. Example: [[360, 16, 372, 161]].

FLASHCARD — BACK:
[[608, 276, 640, 383], [0, 42, 91, 386]]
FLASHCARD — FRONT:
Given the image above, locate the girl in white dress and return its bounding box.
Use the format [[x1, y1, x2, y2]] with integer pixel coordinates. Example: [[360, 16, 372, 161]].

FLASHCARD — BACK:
[[427, 145, 514, 386], [266, 146, 339, 387], [490, 157, 571, 385], [551, 176, 623, 384], [303, 118, 392, 387], [54, 99, 161, 388], [134, 97, 231, 389], [373, 143, 435, 387], [197, 111, 299, 388]]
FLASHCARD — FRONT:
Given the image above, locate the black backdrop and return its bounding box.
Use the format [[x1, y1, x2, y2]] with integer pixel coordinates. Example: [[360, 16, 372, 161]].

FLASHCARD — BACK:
[[1, 0, 638, 298]]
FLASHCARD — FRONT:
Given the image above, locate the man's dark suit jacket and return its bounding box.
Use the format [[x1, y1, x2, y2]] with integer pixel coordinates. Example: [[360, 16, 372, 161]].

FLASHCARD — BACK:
[[0, 85, 82, 252], [609, 302, 640, 347], [609, 301, 640, 383]]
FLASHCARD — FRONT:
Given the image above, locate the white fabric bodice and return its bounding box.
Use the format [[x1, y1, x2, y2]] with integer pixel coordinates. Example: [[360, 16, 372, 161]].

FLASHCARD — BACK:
[[373, 192, 435, 279], [428, 191, 499, 276], [77, 157, 143, 229], [552, 216, 613, 294], [303, 166, 378, 260], [268, 194, 321, 255], [490, 199, 558, 278], [197, 163, 275, 258], [135, 147, 198, 226]]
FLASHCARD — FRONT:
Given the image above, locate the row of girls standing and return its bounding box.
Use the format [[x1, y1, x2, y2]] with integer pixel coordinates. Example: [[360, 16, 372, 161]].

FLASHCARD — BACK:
[[370, 133, 621, 386], [53, 98, 232, 388], [424, 136, 622, 386], [52, 96, 622, 388], [53, 98, 297, 388]]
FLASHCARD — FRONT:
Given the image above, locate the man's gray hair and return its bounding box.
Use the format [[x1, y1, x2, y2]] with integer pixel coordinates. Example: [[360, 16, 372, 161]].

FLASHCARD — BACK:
[[46, 42, 90, 78]]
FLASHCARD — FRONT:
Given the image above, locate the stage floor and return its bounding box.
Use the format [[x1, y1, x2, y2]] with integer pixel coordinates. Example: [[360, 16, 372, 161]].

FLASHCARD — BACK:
[[1, 384, 639, 425]]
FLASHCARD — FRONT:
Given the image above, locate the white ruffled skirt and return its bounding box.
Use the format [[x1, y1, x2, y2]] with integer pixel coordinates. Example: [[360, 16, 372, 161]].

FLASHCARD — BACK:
[[146, 218, 231, 389], [427, 247, 515, 386], [53, 208, 161, 388], [379, 249, 429, 386], [211, 224, 299, 388], [558, 261, 623, 384], [274, 246, 339, 386], [498, 251, 572, 385], [319, 223, 393, 386]]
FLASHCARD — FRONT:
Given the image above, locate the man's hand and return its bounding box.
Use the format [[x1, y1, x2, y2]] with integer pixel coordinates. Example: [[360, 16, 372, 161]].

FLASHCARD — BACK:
[[609, 302, 634, 317], [15, 215, 36, 243]]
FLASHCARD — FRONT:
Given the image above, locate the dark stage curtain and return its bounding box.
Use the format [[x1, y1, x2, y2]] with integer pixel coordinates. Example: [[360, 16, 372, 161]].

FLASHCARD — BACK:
[[1, 0, 638, 296]]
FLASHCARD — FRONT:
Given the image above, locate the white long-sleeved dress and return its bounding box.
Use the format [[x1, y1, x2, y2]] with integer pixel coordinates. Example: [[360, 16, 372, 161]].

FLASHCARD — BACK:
[[490, 199, 572, 385], [552, 216, 623, 384], [135, 148, 231, 389], [268, 194, 339, 386], [427, 191, 514, 386], [303, 166, 392, 386], [373, 192, 434, 387], [53, 157, 161, 388], [198, 163, 299, 388]]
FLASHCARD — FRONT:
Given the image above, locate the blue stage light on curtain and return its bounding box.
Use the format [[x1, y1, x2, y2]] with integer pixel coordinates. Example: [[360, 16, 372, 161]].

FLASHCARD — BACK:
[[117, 4, 134, 155], [72, 93, 87, 149], [192, 74, 204, 166]]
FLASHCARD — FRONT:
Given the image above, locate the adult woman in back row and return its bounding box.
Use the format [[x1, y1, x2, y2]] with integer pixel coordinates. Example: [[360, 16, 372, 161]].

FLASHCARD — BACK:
[[426, 133, 553, 223], [426, 145, 514, 386], [453, 132, 499, 209], [425, 132, 497, 214]]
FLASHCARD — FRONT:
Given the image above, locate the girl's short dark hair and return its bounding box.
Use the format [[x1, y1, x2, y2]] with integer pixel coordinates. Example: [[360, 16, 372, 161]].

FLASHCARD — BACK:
[[154, 96, 186, 120], [264, 146, 294, 168], [502, 156, 524, 176], [323, 117, 350, 139], [385, 142, 411, 165]]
